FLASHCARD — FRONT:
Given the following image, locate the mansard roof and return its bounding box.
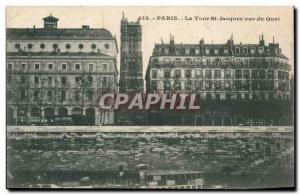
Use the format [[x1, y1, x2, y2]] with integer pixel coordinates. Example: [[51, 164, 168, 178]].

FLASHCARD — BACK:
[[7, 28, 115, 40]]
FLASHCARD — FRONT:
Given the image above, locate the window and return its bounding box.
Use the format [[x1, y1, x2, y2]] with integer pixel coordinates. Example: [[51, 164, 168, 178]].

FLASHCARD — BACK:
[[185, 70, 191, 78], [34, 76, 39, 84], [61, 77, 66, 85], [34, 90, 39, 101], [225, 70, 231, 79], [91, 44, 96, 49], [15, 43, 20, 49], [102, 77, 108, 86], [175, 58, 181, 65], [164, 70, 170, 78], [252, 70, 258, 79], [21, 63, 27, 70], [214, 48, 219, 54], [152, 70, 157, 78], [267, 70, 274, 79], [61, 63, 67, 70], [57, 90, 65, 102], [235, 47, 240, 54], [40, 44, 45, 49], [75, 90, 80, 101], [47, 90, 52, 101], [214, 70, 221, 79], [195, 70, 203, 78], [185, 48, 190, 55], [21, 76, 26, 83], [205, 48, 210, 55], [7, 75, 12, 84], [235, 81, 242, 90], [175, 48, 180, 55], [75, 64, 81, 70], [104, 43, 110, 49], [205, 70, 212, 79], [215, 81, 221, 90], [235, 70, 242, 79], [28, 43, 33, 49], [103, 64, 108, 70], [7, 63, 13, 70], [34, 63, 40, 70], [243, 70, 250, 79], [185, 81, 192, 91], [259, 70, 266, 79], [164, 81, 171, 90], [48, 63, 53, 70], [75, 77, 81, 84], [88, 76, 93, 83], [196, 81, 203, 89], [224, 48, 229, 54], [151, 81, 158, 90], [87, 91, 93, 101], [79, 44, 84, 49], [89, 64, 94, 71], [48, 77, 52, 85], [20, 90, 26, 101], [185, 58, 191, 64], [65, 44, 71, 49], [205, 81, 212, 90], [53, 44, 58, 49], [225, 81, 231, 89], [175, 70, 181, 78]]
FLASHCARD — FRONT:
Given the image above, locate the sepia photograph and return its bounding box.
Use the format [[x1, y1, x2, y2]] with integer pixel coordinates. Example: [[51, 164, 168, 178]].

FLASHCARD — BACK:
[[5, 6, 295, 190]]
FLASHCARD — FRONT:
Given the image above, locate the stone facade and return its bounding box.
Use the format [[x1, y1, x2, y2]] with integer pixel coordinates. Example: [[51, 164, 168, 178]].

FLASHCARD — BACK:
[[145, 35, 292, 126], [6, 15, 118, 125]]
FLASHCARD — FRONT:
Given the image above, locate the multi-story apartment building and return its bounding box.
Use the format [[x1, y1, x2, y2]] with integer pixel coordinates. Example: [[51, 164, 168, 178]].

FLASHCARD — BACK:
[[145, 35, 292, 126], [6, 15, 119, 125]]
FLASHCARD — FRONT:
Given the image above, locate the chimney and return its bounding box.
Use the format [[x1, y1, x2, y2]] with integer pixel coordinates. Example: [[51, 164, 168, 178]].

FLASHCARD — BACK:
[[82, 25, 90, 29]]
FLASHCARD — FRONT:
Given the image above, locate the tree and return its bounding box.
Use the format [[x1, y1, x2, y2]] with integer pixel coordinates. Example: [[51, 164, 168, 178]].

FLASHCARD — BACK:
[[71, 71, 93, 125], [7, 68, 31, 125]]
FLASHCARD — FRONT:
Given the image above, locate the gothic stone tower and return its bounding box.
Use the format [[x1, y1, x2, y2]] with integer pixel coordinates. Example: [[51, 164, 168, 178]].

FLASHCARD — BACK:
[[119, 13, 144, 93]]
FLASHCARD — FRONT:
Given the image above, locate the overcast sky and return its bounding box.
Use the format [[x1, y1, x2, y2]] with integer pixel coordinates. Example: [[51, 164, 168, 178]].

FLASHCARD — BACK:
[[7, 6, 294, 76]]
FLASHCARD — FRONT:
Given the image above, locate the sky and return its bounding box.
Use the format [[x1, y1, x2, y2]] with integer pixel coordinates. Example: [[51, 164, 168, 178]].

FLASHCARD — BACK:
[[6, 6, 294, 75]]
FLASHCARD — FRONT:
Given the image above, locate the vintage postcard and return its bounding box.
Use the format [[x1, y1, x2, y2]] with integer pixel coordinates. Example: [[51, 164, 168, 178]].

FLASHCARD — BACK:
[[6, 6, 294, 189]]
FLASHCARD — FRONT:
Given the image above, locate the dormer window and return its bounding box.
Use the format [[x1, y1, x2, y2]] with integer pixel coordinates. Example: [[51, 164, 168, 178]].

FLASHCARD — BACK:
[[79, 44, 84, 49], [175, 47, 180, 55], [258, 47, 263, 54], [185, 48, 190, 55], [195, 47, 200, 54], [250, 47, 255, 54], [214, 48, 219, 54], [205, 48, 210, 55], [235, 47, 240, 54], [164, 47, 169, 55], [224, 48, 229, 54], [243, 47, 248, 54]]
